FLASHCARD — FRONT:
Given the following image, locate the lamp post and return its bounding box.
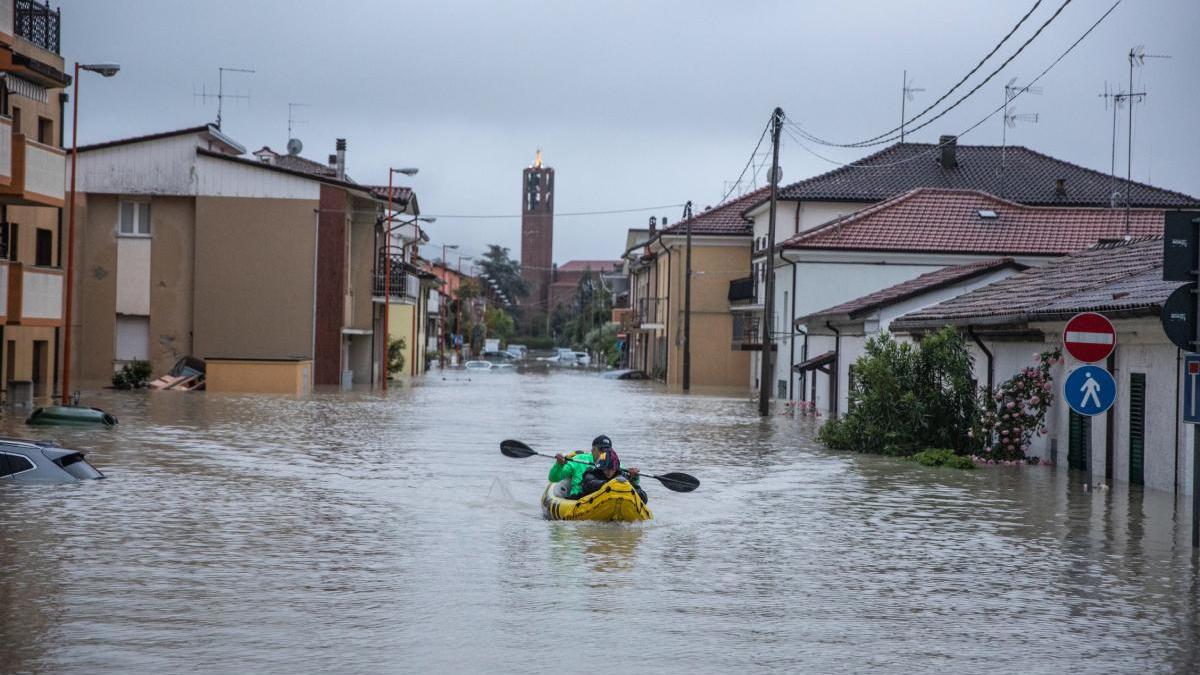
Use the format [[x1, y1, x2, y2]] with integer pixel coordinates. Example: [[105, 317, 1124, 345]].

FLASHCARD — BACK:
[[440, 244, 458, 368], [61, 62, 120, 404], [456, 254, 473, 363], [380, 167, 418, 391]]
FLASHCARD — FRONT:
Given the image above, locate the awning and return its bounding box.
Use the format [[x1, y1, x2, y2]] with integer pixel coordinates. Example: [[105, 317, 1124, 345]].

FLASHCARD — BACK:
[[792, 350, 835, 373]]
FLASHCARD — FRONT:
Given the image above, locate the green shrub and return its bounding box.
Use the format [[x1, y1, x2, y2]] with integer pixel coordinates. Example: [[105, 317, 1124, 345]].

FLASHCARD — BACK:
[[388, 337, 406, 374], [817, 328, 978, 456], [911, 448, 975, 470], [112, 360, 152, 390]]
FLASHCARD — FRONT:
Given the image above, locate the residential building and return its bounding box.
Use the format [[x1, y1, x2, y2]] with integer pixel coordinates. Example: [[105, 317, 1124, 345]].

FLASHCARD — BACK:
[[70, 125, 417, 392], [891, 236, 1191, 495], [621, 188, 765, 388], [0, 0, 69, 399], [740, 137, 1198, 400], [795, 259, 1026, 415], [549, 259, 620, 311]]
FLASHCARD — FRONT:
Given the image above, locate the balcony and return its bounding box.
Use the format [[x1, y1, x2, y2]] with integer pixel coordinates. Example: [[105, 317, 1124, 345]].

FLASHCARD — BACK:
[[635, 297, 665, 329], [14, 0, 59, 54], [727, 276, 756, 305], [0, 260, 62, 325], [0, 133, 64, 207], [731, 312, 775, 351], [373, 252, 420, 303]]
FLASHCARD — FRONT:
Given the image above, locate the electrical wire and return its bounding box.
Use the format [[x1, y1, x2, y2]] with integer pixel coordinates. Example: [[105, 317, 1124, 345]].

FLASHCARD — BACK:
[[782, 0, 1122, 169], [424, 203, 686, 219], [718, 115, 773, 205], [795, 0, 1081, 149]]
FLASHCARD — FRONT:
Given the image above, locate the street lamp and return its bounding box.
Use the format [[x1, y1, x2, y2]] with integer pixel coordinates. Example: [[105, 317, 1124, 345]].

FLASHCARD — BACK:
[[439, 243, 459, 368], [61, 62, 120, 404], [381, 166, 419, 390]]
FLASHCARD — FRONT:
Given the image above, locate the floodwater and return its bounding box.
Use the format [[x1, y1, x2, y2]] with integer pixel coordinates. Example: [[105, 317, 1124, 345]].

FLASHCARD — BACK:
[[2, 369, 1200, 674]]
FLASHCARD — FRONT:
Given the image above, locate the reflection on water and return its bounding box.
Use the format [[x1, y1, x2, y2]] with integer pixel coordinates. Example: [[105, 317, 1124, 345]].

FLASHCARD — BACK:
[[1, 369, 1199, 673]]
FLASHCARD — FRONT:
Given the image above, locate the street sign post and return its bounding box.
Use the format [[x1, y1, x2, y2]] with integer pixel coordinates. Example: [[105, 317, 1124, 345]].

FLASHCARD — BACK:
[[1063, 365, 1116, 417], [1184, 355, 1200, 425], [1162, 284, 1197, 351], [1063, 312, 1116, 363], [1162, 212, 1200, 547]]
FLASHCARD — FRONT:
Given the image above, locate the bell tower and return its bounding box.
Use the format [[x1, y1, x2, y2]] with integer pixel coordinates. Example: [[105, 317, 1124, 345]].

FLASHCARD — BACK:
[[521, 150, 554, 315]]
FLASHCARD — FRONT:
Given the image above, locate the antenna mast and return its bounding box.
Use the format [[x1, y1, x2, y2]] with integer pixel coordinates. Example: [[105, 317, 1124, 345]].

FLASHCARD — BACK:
[[287, 102, 310, 142], [195, 66, 255, 129], [899, 70, 925, 143], [1124, 45, 1169, 234], [999, 78, 1042, 198]]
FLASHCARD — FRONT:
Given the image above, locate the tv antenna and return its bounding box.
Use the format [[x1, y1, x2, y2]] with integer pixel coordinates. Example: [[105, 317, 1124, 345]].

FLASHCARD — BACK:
[[999, 78, 1042, 198], [1097, 81, 1132, 204], [898, 70, 925, 143], [287, 102, 310, 153], [194, 66, 255, 129], [1121, 45, 1169, 234]]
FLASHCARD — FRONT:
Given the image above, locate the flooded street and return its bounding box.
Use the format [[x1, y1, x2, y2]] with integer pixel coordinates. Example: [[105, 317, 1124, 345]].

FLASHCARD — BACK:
[[3, 369, 1200, 673]]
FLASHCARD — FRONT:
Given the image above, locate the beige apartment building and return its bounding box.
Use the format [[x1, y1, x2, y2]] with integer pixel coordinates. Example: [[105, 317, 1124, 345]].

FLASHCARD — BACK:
[[0, 0, 68, 399], [70, 125, 422, 392], [621, 189, 764, 390]]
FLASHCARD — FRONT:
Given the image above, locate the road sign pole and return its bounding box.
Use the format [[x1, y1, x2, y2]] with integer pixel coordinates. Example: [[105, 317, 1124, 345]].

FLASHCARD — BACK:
[[1194, 215, 1200, 547]]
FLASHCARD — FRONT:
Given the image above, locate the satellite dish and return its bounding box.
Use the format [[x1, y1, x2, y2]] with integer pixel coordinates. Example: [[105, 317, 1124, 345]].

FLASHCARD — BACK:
[[286, 138, 303, 155]]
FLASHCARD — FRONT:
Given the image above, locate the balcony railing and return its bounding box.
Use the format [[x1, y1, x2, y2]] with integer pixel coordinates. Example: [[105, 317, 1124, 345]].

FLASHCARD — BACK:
[[731, 312, 776, 351], [635, 297, 665, 327], [373, 253, 419, 302], [0, 133, 65, 207], [14, 0, 59, 54], [728, 276, 756, 304]]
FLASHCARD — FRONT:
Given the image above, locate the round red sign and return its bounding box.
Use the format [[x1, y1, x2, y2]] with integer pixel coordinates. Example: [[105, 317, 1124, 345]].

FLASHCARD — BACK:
[[1063, 312, 1116, 363]]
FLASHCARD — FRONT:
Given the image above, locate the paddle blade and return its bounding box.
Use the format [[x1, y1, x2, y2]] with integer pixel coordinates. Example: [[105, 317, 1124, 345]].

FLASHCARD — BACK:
[[653, 472, 700, 492], [500, 439, 538, 458]]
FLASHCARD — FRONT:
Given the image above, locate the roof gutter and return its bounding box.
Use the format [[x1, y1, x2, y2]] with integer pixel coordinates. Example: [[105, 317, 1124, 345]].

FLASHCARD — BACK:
[[967, 326, 994, 392]]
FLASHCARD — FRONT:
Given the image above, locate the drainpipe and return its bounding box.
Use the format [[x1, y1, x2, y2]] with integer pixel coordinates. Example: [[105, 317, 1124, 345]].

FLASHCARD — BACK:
[[826, 321, 840, 417], [968, 326, 994, 392], [653, 234, 672, 381], [1176, 347, 1182, 495], [782, 248, 798, 400]]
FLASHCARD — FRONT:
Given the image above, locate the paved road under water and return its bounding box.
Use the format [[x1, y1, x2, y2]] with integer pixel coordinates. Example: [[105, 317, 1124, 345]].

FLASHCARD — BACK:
[[3, 369, 1200, 673]]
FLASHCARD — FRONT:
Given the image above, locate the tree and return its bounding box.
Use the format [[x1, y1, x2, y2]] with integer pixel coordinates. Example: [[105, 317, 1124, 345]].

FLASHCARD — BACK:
[[478, 245, 529, 303], [485, 306, 515, 341]]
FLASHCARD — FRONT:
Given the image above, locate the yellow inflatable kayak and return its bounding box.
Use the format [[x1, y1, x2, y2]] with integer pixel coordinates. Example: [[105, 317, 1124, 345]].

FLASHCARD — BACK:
[[541, 477, 652, 521]]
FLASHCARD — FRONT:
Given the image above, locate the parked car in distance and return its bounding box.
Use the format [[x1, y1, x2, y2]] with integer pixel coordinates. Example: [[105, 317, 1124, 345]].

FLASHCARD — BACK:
[[506, 345, 528, 360], [464, 360, 493, 370], [0, 438, 105, 484], [554, 348, 577, 364], [573, 352, 592, 366], [481, 350, 516, 363]]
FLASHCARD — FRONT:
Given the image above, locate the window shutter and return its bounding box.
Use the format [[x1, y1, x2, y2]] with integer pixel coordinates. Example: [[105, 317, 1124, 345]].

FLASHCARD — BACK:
[[1128, 373, 1145, 485]]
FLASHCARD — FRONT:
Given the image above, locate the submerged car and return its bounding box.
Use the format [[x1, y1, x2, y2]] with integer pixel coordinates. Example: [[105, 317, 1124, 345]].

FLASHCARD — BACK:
[[573, 352, 592, 366], [0, 438, 105, 484], [464, 360, 494, 370]]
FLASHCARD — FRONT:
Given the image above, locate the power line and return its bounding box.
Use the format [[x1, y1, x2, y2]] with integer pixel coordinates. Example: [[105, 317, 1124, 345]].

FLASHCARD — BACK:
[[718, 114, 773, 204], [796, 0, 1080, 149], [424, 203, 685, 219], [783, 0, 1122, 168]]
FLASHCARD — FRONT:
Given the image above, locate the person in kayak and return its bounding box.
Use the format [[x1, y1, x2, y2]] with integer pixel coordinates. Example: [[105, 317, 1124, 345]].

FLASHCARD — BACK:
[[550, 435, 644, 501], [578, 445, 648, 504]]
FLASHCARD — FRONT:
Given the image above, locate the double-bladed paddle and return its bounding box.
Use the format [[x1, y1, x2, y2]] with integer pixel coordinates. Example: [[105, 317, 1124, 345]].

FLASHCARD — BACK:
[[500, 439, 700, 493]]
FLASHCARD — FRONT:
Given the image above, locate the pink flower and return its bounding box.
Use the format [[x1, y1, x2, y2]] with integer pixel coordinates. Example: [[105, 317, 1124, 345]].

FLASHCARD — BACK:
[[1006, 401, 1015, 409], [1030, 396, 1040, 406]]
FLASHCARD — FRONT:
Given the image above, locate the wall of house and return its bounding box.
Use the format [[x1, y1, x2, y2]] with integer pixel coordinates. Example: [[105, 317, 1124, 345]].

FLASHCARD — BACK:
[[206, 359, 312, 395], [313, 185, 348, 386], [661, 240, 751, 390], [193, 196, 317, 363]]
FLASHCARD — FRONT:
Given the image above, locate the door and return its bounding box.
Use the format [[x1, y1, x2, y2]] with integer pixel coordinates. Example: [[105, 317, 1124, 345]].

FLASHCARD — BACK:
[[1067, 409, 1090, 472], [31, 340, 46, 396], [1128, 372, 1145, 485]]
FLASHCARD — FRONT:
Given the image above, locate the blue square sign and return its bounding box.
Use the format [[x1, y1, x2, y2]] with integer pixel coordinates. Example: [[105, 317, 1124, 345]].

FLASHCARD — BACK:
[[1185, 355, 1200, 425]]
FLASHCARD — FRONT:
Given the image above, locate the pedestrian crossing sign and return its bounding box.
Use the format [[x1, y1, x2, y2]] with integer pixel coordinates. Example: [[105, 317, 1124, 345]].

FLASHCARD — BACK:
[[1063, 365, 1116, 417]]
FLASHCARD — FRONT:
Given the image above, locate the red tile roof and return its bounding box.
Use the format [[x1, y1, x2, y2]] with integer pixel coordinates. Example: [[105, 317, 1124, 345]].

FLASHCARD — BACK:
[[799, 258, 1026, 323], [760, 142, 1197, 208], [891, 237, 1169, 329], [659, 186, 770, 237], [782, 188, 1163, 256], [557, 259, 621, 273]]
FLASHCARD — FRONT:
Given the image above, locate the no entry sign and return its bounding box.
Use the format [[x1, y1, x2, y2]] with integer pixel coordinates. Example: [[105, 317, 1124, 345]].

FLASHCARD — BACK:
[[1063, 312, 1116, 363]]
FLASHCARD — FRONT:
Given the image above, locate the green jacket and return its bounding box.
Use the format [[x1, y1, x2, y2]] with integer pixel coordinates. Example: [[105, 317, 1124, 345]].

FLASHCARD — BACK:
[[548, 451, 594, 496]]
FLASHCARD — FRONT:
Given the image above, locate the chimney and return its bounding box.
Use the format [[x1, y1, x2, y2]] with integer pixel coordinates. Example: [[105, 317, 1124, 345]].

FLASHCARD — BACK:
[[1054, 177, 1067, 196], [335, 138, 347, 181], [328, 154, 337, 169], [648, 216, 657, 235], [939, 135, 958, 169]]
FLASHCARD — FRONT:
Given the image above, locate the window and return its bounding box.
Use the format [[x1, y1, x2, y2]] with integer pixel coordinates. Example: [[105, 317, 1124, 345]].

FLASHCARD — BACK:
[[35, 228, 51, 266], [7, 223, 16, 262], [119, 201, 151, 236], [115, 315, 150, 362], [0, 452, 35, 477], [1128, 372, 1145, 486], [1067, 409, 1090, 472], [37, 116, 52, 145]]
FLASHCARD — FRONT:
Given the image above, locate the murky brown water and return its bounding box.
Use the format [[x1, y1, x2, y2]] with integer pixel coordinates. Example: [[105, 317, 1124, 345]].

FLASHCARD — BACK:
[[2, 369, 1200, 673]]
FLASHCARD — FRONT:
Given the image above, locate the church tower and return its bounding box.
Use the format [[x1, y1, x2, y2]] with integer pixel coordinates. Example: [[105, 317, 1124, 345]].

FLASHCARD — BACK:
[[521, 150, 554, 315]]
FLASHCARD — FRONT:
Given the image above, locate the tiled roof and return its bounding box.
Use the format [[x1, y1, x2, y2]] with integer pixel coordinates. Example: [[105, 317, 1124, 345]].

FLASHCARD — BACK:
[[762, 142, 1198, 208], [558, 260, 621, 273], [891, 237, 1167, 329], [782, 188, 1163, 256], [659, 186, 770, 237], [368, 185, 415, 207], [254, 146, 358, 183], [800, 258, 1026, 323]]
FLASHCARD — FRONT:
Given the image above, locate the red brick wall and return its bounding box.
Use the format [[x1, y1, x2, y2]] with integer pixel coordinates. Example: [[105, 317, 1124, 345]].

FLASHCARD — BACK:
[[520, 166, 554, 312]]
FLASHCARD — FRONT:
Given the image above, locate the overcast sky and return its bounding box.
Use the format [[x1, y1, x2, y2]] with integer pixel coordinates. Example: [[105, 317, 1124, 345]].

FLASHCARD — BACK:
[[62, 0, 1198, 267]]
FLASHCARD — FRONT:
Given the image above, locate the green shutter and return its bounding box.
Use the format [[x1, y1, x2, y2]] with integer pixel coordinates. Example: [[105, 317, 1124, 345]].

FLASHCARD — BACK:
[[1128, 373, 1145, 485], [1068, 410, 1090, 472]]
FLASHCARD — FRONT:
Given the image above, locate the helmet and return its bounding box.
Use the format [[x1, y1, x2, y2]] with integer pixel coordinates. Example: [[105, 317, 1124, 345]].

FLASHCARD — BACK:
[[591, 435, 612, 450]]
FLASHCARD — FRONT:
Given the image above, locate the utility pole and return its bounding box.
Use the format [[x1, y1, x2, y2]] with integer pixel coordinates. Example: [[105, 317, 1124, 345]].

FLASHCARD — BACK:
[[682, 200, 694, 391], [758, 108, 783, 417]]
